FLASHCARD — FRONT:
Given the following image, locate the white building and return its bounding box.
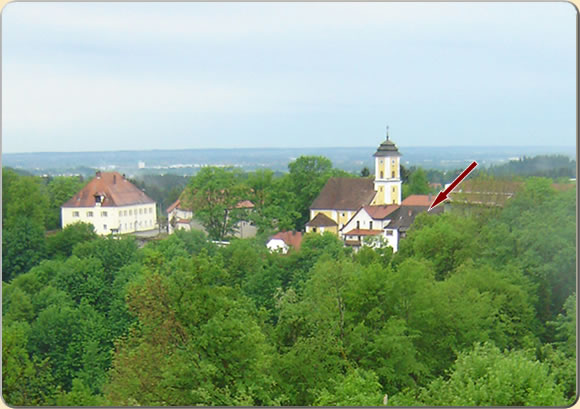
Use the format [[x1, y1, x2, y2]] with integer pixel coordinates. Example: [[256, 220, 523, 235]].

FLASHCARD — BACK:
[[61, 171, 157, 235], [267, 231, 303, 254]]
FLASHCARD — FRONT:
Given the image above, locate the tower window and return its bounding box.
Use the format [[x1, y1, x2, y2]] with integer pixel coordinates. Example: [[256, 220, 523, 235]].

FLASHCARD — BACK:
[[380, 171, 384, 179], [392, 171, 395, 178], [393, 187, 395, 192]]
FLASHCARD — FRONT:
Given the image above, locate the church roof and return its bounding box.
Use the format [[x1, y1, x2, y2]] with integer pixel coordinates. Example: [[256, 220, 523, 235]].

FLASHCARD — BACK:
[[373, 136, 401, 158], [310, 178, 376, 211], [62, 171, 155, 208], [306, 212, 339, 227]]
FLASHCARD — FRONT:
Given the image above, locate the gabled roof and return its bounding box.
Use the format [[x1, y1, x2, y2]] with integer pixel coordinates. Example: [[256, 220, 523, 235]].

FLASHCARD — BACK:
[[388, 205, 442, 230], [343, 228, 383, 236], [306, 212, 338, 227], [167, 199, 184, 213], [363, 204, 400, 220], [402, 194, 434, 207], [269, 231, 303, 250], [62, 172, 155, 208], [310, 178, 376, 211]]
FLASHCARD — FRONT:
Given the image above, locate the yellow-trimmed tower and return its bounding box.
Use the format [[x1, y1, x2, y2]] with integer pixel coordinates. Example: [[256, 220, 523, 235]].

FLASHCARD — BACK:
[[373, 128, 402, 205]]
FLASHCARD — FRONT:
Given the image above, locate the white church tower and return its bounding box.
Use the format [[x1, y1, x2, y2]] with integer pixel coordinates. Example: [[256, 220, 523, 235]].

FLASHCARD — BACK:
[[373, 127, 402, 205]]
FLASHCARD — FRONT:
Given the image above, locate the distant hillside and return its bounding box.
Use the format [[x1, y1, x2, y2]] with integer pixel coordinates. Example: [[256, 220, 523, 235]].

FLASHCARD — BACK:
[[486, 155, 576, 179]]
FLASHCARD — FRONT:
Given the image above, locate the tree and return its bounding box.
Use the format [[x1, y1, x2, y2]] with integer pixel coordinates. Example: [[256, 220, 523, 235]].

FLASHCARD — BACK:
[[360, 166, 371, 177], [2, 217, 47, 282], [287, 156, 334, 230], [105, 257, 278, 406], [2, 321, 56, 406], [46, 222, 97, 260], [403, 167, 431, 197], [46, 176, 86, 230], [314, 368, 384, 406], [391, 342, 567, 406], [181, 167, 249, 240], [2, 168, 50, 230]]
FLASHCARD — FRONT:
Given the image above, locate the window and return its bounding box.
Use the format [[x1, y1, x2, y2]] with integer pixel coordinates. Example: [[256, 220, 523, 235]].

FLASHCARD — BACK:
[[87, 211, 93, 217], [369, 221, 373, 230], [380, 171, 384, 179], [101, 211, 108, 217], [392, 171, 395, 178], [139, 209, 143, 215], [72, 211, 79, 217], [312, 227, 317, 233], [149, 208, 153, 214], [341, 213, 345, 217], [124, 210, 128, 216], [118, 211, 122, 217], [125, 223, 127, 230], [392, 159, 395, 164], [103, 224, 107, 231], [356, 221, 360, 229], [393, 187, 395, 192], [129, 210, 133, 216], [358, 235, 361, 241], [386, 230, 393, 236]]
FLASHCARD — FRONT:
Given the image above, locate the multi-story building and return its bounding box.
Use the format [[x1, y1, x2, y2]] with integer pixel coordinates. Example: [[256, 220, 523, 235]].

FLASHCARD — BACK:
[[61, 171, 157, 235]]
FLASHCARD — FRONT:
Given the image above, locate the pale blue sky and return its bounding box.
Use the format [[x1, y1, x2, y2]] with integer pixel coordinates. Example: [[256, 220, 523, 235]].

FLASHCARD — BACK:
[[2, 2, 576, 153]]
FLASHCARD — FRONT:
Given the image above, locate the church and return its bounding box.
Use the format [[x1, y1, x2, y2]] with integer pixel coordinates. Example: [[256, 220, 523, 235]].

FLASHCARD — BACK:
[[305, 131, 441, 251]]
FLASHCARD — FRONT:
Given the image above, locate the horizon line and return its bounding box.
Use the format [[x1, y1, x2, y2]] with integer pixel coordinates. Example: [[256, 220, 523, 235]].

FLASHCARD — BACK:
[[2, 144, 576, 156]]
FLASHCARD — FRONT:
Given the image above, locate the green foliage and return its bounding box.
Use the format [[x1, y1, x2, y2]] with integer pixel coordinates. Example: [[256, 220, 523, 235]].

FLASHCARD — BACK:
[[46, 176, 87, 230], [287, 156, 334, 229], [315, 368, 384, 406], [46, 222, 97, 260], [181, 167, 249, 240], [403, 167, 431, 197], [2, 168, 50, 230], [1, 162, 575, 406], [391, 342, 567, 406], [2, 321, 56, 406], [2, 216, 47, 282], [487, 154, 576, 179]]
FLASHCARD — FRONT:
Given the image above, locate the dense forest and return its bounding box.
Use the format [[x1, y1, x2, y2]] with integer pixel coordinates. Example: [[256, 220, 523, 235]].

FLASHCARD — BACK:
[[1, 156, 576, 406]]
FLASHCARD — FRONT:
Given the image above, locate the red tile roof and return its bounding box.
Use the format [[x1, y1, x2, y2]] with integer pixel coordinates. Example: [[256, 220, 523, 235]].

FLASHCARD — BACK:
[[401, 195, 433, 207], [363, 204, 400, 219], [270, 231, 303, 250], [343, 228, 383, 236], [235, 200, 255, 209], [166, 199, 182, 213], [62, 172, 154, 208]]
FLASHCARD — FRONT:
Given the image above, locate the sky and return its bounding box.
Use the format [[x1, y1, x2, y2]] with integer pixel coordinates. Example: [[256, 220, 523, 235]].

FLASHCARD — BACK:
[[1, 2, 576, 153]]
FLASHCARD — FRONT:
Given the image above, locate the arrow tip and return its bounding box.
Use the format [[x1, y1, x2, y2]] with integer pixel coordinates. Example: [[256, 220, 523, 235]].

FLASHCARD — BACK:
[[428, 191, 448, 211]]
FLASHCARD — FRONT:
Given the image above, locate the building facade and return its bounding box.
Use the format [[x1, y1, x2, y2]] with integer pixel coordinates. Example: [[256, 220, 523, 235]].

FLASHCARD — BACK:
[[61, 171, 157, 235]]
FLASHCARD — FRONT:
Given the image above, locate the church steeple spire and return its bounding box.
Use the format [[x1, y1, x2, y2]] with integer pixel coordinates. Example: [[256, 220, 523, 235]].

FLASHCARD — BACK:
[[386, 125, 389, 141]]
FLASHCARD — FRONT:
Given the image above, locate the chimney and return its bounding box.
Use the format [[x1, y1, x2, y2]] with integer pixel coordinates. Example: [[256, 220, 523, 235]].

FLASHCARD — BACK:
[[113, 174, 117, 184], [96, 171, 101, 179]]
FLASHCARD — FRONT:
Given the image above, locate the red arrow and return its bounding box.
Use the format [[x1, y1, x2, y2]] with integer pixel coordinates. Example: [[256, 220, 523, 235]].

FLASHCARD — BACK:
[[428, 161, 478, 211]]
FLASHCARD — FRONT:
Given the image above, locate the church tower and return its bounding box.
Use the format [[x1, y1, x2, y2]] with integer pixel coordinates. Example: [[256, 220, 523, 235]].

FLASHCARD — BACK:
[[373, 127, 402, 205]]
